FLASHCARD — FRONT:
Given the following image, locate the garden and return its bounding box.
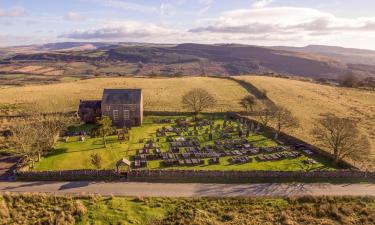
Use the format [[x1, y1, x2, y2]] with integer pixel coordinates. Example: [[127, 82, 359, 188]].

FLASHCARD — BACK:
[[34, 114, 335, 172]]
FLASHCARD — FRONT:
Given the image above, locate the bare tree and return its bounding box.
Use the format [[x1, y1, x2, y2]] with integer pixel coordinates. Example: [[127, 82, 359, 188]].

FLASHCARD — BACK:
[[257, 107, 275, 128], [311, 114, 370, 165], [32, 114, 76, 161], [182, 88, 217, 116], [272, 106, 299, 139], [239, 95, 257, 113], [6, 114, 75, 167], [6, 119, 38, 168]]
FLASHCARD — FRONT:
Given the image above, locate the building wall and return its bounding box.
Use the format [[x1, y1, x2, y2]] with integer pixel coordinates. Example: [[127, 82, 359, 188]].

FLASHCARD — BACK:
[[101, 103, 142, 127]]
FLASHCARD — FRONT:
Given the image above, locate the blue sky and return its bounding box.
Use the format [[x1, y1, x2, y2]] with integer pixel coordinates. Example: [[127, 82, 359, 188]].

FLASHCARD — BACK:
[[1, 0, 375, 49]]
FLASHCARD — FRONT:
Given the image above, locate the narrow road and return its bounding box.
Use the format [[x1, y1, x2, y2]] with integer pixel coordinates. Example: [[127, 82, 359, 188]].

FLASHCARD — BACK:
[[1, 182, 375, 197]]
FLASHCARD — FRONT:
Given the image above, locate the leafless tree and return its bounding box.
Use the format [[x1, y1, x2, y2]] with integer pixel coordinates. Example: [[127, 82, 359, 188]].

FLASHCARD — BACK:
[[6, 119, 38, 167], [257, 107, 275, 128], [32, 114, 76, 161], [272, 106, 299, 139], [6, 114, 75, 167], [239, 95, 257, 113], [311, 114, 370, 166], [182, 88, 217, 116]]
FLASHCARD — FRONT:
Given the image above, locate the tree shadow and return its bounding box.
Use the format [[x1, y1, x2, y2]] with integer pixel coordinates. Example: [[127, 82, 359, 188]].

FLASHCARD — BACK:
[[58, 181, 92, 190]]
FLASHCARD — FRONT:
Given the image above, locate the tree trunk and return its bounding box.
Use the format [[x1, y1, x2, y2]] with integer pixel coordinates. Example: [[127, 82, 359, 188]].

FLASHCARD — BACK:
[[37, 152, 41, 162], [333, 156, 340, 166], [103, 136, 107, 148]]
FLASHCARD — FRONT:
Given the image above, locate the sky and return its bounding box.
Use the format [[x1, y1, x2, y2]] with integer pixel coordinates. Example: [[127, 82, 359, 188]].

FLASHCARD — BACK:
[[1, 0, 375, 49]]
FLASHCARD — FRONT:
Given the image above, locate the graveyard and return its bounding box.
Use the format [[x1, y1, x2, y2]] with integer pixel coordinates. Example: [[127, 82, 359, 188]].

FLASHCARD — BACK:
[[34, 114, 335, 171]]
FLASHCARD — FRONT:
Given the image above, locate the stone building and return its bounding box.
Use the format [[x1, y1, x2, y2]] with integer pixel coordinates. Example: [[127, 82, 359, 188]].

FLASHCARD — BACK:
[[78, 89, 143, 127]]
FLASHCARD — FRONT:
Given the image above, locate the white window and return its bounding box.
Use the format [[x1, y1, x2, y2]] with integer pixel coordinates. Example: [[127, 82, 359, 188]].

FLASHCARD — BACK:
[[123, 110, 130, 120], [113, 110, 119, 121]]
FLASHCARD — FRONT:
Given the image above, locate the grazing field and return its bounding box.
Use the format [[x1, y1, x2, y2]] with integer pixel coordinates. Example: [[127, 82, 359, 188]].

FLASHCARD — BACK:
[[0, 77, 249, 114], [236, 76, 375, 168], [1, 194, 375, 225], [34, 115, 334, 171]]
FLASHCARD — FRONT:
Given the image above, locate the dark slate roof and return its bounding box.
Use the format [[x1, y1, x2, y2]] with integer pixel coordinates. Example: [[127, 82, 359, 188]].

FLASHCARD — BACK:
[[102, 89, 142, 105], [79, 100, 102, 109]]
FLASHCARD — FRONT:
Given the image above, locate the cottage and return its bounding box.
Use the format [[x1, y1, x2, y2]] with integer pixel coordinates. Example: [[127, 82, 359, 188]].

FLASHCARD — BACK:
[[78, 89, 143, 128]]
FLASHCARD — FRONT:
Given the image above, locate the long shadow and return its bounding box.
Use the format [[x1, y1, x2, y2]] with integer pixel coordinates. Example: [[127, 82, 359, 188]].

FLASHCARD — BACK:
[[220, 77, 277, 108], [58, 181, 92, 190], [3, 181, 56, 190], [43, 146, 105, 158], [193, 182, 332, 197]]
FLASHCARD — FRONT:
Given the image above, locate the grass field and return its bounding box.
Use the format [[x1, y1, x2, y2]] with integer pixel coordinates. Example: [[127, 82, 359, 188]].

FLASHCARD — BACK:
[[0, 77, 249, 114], [34, 115, 334, 171], [2, 194, 375, 225], [236, 76, 375, 168], [1, 75, 373, 168]]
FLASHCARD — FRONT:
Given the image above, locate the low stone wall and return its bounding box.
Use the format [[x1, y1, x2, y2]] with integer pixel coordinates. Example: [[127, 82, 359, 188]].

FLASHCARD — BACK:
[[128, 169, 375, 183], [15, 169, 375, 182], [16, 169, 119, 181]]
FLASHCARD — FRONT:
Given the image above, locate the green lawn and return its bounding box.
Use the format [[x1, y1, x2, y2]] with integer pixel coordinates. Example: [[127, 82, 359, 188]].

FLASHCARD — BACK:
[[78, 197, 175, 225], [34, 115, 335, 171]]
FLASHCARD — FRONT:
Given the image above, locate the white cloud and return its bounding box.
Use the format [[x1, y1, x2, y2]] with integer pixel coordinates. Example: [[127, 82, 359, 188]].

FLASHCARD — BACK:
[[0, 7, 26, 17], [64, 11, 85, 21], [58, 5, 375, 48], [190, 7, 375, 36], [87, 0, 158, 13], [252, 0, 273, 8], [59, 21, 177, 40]]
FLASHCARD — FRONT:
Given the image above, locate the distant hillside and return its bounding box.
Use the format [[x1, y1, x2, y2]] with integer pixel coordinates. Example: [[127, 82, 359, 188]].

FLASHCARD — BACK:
[[0, 43, 353, 79], [274, 45, 375, 66]]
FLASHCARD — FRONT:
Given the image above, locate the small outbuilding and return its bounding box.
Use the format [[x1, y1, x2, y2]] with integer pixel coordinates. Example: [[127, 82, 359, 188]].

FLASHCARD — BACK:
[[77, 100, 102, 123]]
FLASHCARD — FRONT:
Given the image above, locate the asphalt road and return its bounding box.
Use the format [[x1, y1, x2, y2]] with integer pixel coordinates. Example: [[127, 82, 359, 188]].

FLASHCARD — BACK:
[[1, 182, 375, 197]]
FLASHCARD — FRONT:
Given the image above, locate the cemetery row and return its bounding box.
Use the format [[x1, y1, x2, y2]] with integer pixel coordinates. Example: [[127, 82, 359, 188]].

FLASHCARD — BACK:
[[133, 117, 318, 169]]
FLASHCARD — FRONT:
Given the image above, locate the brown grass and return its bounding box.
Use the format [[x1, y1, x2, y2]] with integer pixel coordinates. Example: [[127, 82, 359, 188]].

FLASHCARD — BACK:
[[0, 77, 249, 114], [236, 76, 375, 168]]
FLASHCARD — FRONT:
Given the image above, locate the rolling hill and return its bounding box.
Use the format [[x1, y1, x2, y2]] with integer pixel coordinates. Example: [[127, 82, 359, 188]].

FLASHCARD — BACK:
[[0, 42, 352, 79], [236, 76, 375, 169]]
